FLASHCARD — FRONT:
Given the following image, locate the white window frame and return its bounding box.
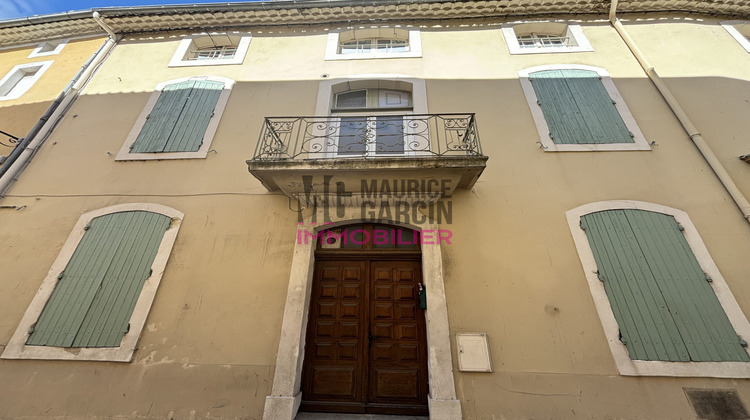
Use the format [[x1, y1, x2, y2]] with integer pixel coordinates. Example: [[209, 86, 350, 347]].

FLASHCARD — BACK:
[[518, 64, 651, 152], [503, 22, 593, 55], [0, 61, 53, 101], [27, 39, 68, 58], [1, 203, 183, 362], [115, 76, 235, 161], [313, 76, 428, 158], [721, 21, 750, 53], [325, 29, 422, 60], [168, 32, 251, 67], [566, 200, 750, 378]]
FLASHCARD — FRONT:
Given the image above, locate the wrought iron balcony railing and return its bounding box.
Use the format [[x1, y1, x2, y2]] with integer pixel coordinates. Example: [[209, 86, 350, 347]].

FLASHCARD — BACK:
[[251, 113, 482, 161]]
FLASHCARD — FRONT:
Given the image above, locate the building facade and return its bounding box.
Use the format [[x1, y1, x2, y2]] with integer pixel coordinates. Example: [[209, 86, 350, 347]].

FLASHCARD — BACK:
[[1, 1, 750, 419]]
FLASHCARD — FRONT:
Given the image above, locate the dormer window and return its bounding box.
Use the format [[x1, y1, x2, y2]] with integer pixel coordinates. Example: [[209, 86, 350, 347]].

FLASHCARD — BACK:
[[325, 28, 422, 60], [169, 32, 251, 67], [28, 39, 67, 58], [339, 30, 410, 54], [517, 32, 575, 48], [503, 22, 593, 54], [189, 45, 237, 61]]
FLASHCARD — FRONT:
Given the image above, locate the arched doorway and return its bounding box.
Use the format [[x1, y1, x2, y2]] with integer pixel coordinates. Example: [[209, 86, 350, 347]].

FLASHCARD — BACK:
[[300, 223, 429, 415]]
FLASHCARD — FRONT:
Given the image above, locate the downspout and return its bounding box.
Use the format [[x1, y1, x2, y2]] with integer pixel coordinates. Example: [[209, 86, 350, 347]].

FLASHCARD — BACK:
[[608, 0, 750, 222], [0, 12, 118, 197]]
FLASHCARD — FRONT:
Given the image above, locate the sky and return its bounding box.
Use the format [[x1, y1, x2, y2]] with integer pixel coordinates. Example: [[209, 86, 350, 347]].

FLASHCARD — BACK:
[[0, 0, 261, 20]]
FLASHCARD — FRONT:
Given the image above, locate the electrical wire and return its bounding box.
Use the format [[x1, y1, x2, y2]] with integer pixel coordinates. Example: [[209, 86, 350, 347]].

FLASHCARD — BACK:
[[4, 192, 285, 198]]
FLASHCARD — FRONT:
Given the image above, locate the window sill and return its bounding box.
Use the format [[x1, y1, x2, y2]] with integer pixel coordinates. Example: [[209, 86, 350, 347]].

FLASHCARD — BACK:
[[115, 150, 210, 161], [542, 142, 651, 152], [167, 58, 245, 67], [508, 45, 594, 55], [324, 51, 422, 61]]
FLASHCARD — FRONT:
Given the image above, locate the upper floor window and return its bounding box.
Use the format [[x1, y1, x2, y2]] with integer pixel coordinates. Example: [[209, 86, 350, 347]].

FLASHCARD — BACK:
[[503, 22, 593, 54], [721, 21, 750, 53], [325, 28, 422, 60], [169, 32, 251, 67], [518, 65, 650, 152], [116, 76, 234, 161], [0, 61, 53, 101], [0, 204, 183, 362], [28, 39, 67, 58]]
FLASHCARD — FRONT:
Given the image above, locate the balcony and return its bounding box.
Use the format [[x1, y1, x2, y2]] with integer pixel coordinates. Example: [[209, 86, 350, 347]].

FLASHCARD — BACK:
[[246, 113, 488, 205]]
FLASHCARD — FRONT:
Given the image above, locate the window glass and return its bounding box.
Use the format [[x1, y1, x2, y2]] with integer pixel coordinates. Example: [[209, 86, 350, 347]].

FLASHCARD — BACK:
[[336, 90, 368, 109]]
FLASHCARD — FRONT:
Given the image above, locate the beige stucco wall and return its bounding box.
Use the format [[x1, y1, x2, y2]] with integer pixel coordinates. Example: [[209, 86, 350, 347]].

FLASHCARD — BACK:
[[1, 19, 750, 419], [621, 18, 750, 203], [0, 37, 105, 156]]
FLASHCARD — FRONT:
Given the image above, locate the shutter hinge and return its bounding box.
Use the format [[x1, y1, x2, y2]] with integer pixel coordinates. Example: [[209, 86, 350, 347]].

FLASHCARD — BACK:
[[28, 322, 36, 335], [611, 99, 617, 105], [549, 132, 554, 139], [536, 100, 542, 106], [704, 273, 713, 283], [57, 272, 64, 280], [677, 223, 685, 232], [740, 337, 748, 347], [124, 323, 130, 335], [84, 224, 91, 230], [619, 331, 626, 344], [149, 268, 153, 277]]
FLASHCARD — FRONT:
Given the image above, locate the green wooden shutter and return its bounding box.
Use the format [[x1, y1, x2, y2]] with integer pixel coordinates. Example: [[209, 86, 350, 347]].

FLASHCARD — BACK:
[[581, 209, 749, 362], [27, 211, 171, 348], [130, 79, 224, 153], [529, 69, 634, 145]]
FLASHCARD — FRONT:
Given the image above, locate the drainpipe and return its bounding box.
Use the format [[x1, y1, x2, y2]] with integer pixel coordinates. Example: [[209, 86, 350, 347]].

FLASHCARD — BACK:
[[0, 12, 117, 198], [608, 0, 750, 222]]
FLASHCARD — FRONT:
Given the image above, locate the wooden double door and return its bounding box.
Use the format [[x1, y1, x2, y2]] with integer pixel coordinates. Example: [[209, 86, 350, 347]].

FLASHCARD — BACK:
[[301, 259, 429, 415]]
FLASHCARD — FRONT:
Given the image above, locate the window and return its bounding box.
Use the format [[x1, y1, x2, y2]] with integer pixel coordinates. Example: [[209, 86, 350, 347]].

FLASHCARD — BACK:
[[0, 61, 53, 101], [1, 204, 183, 362], [325, 28, 422, 60], [518, 65, 650, 151], [168, 32, 251, 67], [28, 39, 67, 57], [567, 201, 750, 377], [721, 21, 750, 53], [116, 76, 234, 161], [312, 77, 428, 157], [333, 88, 412, 156], [503, 22, 593, 54]]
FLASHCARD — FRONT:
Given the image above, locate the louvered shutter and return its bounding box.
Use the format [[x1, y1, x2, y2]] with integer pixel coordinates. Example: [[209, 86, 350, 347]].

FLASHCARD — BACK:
[[581, 209, 749, 362], [27, 211, 171, 348], [530, 69, 634, 145], [131, 79, 224, 153]]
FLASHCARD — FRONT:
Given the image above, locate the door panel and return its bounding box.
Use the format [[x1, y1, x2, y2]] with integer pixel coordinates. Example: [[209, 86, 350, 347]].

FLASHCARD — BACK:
[[302, 261, 367, 402], [368, 262, 428, 406], [301, 259, 428, 414]]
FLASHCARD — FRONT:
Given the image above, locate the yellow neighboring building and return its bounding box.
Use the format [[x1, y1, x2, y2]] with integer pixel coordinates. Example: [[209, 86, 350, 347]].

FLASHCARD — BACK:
[[1, 1, 750, 419]]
